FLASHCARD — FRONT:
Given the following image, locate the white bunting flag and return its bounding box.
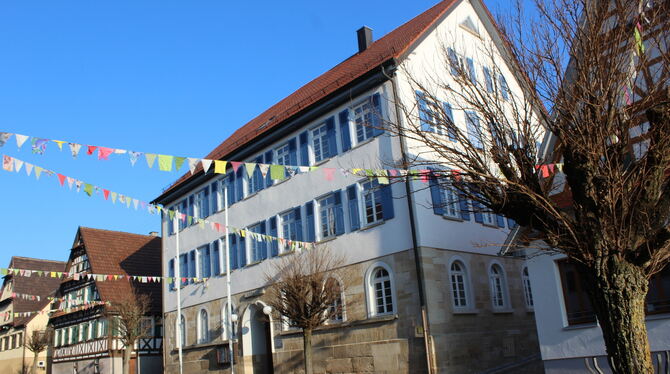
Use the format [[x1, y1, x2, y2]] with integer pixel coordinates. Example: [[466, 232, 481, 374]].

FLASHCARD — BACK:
[[188, 158, 200, 175], [15, 134, 28, 149], [201, 159, 213, 173]]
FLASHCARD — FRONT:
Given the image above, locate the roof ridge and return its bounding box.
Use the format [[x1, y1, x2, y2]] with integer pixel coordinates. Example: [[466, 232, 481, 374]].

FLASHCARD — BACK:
[[79, 226, 161, 239], [10, 256, 65, 264]]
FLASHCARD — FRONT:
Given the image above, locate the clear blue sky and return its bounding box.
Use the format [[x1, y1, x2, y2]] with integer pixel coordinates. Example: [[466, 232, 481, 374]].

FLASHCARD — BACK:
[[0, 0, 508, 268]]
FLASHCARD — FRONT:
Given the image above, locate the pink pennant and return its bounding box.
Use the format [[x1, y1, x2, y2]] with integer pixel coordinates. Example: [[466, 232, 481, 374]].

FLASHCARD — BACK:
[[541, 165, 550, 178], [420, 169, 430, 183], [548, 164, 555, 174], [230, 161, 243, 172], [87, 145, 97, 155], [214, 223, 222, 232], [451, 169, 462, 182], [57, 173, 66, 186], [323, 168, 336, 181], [388, 169, 398, 177], [98, 147, 114, 160]]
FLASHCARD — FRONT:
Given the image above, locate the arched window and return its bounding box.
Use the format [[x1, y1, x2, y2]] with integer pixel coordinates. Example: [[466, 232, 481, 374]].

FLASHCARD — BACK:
[[365, 263, 396, 317], [222, 302, 238, 341], [449, 260, 470, 308], [178, 315, 186, 348], [489, 263, 509, 309], [522, 266, 534, 309], [325, 277, 345, 322], [198, 309, 209, 344]]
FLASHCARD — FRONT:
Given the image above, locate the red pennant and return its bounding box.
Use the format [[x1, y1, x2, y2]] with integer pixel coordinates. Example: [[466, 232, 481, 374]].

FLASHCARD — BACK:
[[103, 189, 110, 200], [230, 161, 243, 172], [420, 169, 430, 183], [57, 173, 66, 186], [323, 168, 336, 181], [451, 169, 462, 182], [548, 164, 555, 174], [214, 223, 222, 232], [87, 145, 98, 155], [541, 165, 550, 178]]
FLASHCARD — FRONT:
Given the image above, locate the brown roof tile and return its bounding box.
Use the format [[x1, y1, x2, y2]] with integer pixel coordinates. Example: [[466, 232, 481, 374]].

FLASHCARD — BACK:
[[5, 256, 65, 326], [156, 0, 458, 202]]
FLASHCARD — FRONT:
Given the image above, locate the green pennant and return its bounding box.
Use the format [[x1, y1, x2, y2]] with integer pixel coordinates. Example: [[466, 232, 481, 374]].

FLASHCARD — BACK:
[[168, 210, 175, 220], [270, 164, 286, 180], [187, 216, 193, 225], [84, 184, 94, 196], [174, 157, 186, 171]]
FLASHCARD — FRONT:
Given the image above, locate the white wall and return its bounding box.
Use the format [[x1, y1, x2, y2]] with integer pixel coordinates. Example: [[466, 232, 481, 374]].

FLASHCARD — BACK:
[[528, 252, 670, 360]]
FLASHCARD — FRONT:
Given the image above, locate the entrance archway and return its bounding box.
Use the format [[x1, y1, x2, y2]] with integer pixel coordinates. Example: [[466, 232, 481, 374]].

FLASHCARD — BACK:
[[241, 302, 274, 374]]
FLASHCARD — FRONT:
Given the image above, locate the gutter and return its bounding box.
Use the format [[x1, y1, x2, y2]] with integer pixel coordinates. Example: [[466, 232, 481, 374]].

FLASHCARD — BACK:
[[382, 63, 435, 374]]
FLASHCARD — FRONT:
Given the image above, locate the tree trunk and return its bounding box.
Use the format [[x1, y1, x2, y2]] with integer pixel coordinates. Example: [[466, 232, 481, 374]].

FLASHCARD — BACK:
[[581, 258, 653, 374], [303, 328, 313, 374], [31, 351, 38, 374], [123, 344, 133, 374]]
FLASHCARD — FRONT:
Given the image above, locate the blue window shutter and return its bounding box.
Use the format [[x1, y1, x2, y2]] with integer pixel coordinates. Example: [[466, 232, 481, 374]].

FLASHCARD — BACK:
[[259, 221, 268, 260], [507, 218, 517, 228], [212, 241, 220, 275], [325, 116, 337, 158], [235, 167, 244, 201], [294, 207, 304, 241], [443, 102, 456, 141], [239, 235, 247, 267], [288, 138, 298, 166], [264, 150, 274, 187], [189, 251, 196, 282], [299, 131, 309, 166], [466, 57, 476, 84], [381, 184, 395, 220], [305, 202, 315, 242], [483, 67, 494, 92], [448, 47, 459, 75], [500, 74, 509, 100], [459, 193, 470, 221], [416, 91, 432, 132], [496, 214, 506, 228], [472, 193, 483, 223], [334, 191, 345, 236], [229, 235, 238, 270], [210, 182, 219, 213], [269, 217, 278, 257], [168, 259, 175, 290], [429, 172, 444, 215], [347, 184, 360, 231], [254, 155, 264, 191], [339, 109, 351, 152], [371, 93, 384, 136]]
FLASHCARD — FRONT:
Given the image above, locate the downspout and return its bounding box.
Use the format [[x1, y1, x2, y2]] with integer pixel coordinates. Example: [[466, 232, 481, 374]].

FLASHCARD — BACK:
[[381, 64, 435, 374]]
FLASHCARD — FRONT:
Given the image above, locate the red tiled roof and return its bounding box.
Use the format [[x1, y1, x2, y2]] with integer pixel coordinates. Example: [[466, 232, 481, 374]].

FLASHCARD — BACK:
[[5, 256, 65, 326], [78, 227, 162, 314], [157, 0, 459, 201]]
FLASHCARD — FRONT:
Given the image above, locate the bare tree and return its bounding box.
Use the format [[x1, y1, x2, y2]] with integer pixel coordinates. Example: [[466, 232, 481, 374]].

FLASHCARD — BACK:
[[106, 287, 151, 374], [381, 0, 669, 373], [265, 247, 348, 374], [25, 328, 51, 374]]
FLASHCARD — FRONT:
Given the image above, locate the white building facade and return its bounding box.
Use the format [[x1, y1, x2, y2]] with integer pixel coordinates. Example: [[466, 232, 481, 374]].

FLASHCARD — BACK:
[[155, 1, 542, 373]]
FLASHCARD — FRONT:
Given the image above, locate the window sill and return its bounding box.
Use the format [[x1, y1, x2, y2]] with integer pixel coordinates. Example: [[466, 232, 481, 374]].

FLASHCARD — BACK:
[[171, 340, 227, 352], [243, 192, 260, 201], [245, 260, 263, 268], [452, 308, 479, 315], [492, 308, 514, 314], [313, 158, 330, 167], [317, 236, 337, 245], [645, 313, 670, 321], [278, 249, 295, 257], [360, 220, 385, 232], [348, 136, 376, 153], [442, 215, 463, 222]]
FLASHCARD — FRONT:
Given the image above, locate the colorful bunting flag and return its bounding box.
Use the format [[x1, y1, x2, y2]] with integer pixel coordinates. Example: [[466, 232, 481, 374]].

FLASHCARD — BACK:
[[214, 160, 227, 174], [158, 154, 174, 171], [15, 134, 28, 149]]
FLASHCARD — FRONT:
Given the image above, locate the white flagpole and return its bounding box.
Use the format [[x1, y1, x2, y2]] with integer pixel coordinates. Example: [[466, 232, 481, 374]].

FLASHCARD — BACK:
[[174, 210, 184, 374], [224, 187, 235, 372]]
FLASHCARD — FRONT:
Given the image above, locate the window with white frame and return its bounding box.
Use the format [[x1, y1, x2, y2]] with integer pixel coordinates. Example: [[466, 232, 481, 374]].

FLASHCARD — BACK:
[[248, 164, 263, 195], [353, 100, 374, 143], [522, 266, 534, 309], [276, 143, 291, 166], [326, 277, 345, 322], [489, 264, 509, 309], [249, 224, 266, 262], [440, 184, 461, 219], [367, 265, 395, 316], [482, 210, 495, 226], [362, 180, 383, 225], [416, 91, 444, 135], [198, 309, 209, 344], [221, 302, 238, 341], [318, 194, 337, 239], [281, 209, 302, 244], [449, 260, 470, 308], [194, 188, 209, 220], [465, 111, 483, 149], [311, 124, 330, 163]]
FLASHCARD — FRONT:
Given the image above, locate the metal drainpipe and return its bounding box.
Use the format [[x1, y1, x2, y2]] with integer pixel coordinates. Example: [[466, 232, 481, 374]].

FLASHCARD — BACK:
[[381, 64, 435, 374]]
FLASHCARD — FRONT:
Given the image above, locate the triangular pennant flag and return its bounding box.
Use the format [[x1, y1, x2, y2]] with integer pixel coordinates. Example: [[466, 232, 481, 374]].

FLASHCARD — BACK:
[[129, 151, 143, 166], [25, 163, 33, 176], [84, 183, 94, 197], [541, 165, 550, 178], [31, 138, 48, 154], [114, 149, 127, 154], [270, 164, 285, 180], [158, 154, 174, 172], [377, 170, 389, 185], [230, 161, 243, 173], [214, 160, 227, 174], [187, 158, 200, 175], [103, 189, 110, 200], [201, 159, 213, 173], [53, 140, 66, 151], [174, 157, 186, 171], [75, 181, 82, 193], [34, 166, 43, 180], [133, 199, 139, 210], [145, 153, 157, 168], [259, 164, 270, 178], [98, 147, 114, 160], [69, 143, 82, 158], [245, 162, 257, 176], [111, 192, 118, 203], [125, 197, 131, 208], [15, 134, 29, 149], [0, 132, 12, 147], [66, 177, 74, 189], [168, 210, 175, 221], [556, 163, 564, 173], [323, 168, 336, 181], [13, 158, 24, 173], [57, 174, 66, 187], [548, 164, 555, 174], [86, 145, 97, 155]]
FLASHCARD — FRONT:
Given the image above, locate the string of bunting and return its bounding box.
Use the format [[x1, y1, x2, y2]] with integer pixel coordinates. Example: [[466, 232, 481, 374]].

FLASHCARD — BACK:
[[0, 301, 109, 319], [0, 131, 564, 183], [2, 266, 189, 285], [1, 155, 316, 250]]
